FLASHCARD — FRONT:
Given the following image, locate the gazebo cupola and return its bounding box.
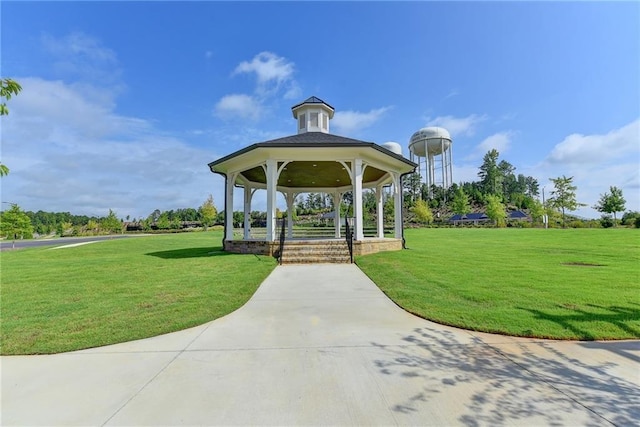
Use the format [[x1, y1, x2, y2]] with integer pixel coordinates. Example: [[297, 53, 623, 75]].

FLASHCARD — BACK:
[[291, 96, 335, 134]]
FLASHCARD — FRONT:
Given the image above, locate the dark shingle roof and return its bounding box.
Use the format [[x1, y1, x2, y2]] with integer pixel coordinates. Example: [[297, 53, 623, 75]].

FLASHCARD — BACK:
[[509, 210, 528, 219], [260, 132, 371, 146], [450, 213, 489, 221], [291, 96, 334, 111], [449, 210, 530, 222], [209, 132, 416, 170]]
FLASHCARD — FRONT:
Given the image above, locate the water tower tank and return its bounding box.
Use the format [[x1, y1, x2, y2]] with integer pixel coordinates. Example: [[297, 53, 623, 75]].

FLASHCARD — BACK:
[[381, 141, 402, 156], [408, 126, 453, 194], [409, 127, 451, 157]]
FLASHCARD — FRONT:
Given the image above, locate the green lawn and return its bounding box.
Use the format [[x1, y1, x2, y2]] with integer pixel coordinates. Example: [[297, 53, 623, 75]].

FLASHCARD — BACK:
[[357, 228, 640, 340], [2, 228, 639, 355], [1, 232, 277, 355]]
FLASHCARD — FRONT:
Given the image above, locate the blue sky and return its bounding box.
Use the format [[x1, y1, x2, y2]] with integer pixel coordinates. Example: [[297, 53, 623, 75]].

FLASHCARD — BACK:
[[2, 1, 638, 219]]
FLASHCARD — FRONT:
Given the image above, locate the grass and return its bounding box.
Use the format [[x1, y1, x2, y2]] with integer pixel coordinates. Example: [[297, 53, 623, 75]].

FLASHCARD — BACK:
[[1, 232, 277, 355], [357, 228, 640, 340], [3, 228, 638, 355]]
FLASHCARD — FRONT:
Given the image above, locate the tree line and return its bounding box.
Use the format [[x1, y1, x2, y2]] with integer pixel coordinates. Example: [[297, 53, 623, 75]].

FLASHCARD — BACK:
[[404, 148, 635, 228], [0, 196, 219, 240], [2, 150, 637, 241]]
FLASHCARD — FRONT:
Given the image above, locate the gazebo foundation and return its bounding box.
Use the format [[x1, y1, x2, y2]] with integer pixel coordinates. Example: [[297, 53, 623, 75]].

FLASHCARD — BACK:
[[224, 238, 402, 258]]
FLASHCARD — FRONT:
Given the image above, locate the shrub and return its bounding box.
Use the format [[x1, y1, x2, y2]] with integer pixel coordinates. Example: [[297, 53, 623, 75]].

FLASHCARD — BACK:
[[622, 211, 640, 227], [600, 215, 614, 228]]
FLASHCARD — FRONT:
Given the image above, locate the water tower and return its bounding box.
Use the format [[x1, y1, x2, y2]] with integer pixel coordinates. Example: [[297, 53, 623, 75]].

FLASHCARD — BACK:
[[381, 141, 403, 156], [408, 127, 453, 196]]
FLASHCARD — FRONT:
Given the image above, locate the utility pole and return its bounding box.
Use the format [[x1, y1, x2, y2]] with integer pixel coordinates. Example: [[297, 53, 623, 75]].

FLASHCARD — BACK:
[[542, 187, 548, 229]]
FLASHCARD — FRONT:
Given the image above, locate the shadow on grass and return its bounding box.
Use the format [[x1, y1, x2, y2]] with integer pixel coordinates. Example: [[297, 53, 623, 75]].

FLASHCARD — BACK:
[[518, 304, 640, 340], [371, 327, 639, 426], [146, 247, 230, 259]]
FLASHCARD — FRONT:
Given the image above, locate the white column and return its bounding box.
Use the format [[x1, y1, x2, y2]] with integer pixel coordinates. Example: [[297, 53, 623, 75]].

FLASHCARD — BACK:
[[333, 192, 341, 238], [243, 185, 251, 240], [376, 185, 384, 238], [225, 172, 237, 241], [286, 191, 295, 239], [393, 173, 403, 239], [265, 159, 278, 241], [352, 159, 364, 240]]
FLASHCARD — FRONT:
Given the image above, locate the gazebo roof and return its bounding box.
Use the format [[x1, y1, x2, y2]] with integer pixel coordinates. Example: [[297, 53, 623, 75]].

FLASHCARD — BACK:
[[208, 132, 416, 189], [208, 97, 416, 190], [209, 132, 414, 172], [291, 96, 334, 112]]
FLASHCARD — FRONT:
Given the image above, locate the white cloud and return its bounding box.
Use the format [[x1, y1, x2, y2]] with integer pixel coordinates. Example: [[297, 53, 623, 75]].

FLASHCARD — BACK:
[[477, 131, 515, 154], [425, 114, 487, 138], [233, 51, 300, 99], [522, 119, 640, 218], [452, 164, 480, 184], [214, 52, 301, 120], [332, 107, 392, 135], [41, 32, 121, 85], [444, 89, 459, 100], [2, 77, 222, 219], [546, 119, 639, 165], [214, 94, 262, 121], [283, 81, 302, 100], [234, 51, 294, 85]]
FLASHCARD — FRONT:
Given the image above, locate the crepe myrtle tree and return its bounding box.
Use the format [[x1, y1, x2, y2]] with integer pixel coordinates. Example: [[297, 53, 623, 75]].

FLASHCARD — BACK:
[[199, 194, 218, 230], [411, 199, 434, 225], [593, 186, 626, 225], [451, 186, 471, 216], [548, 176, 584, 228], [0, 203, 34, 248], [485, 194, 507, 227]]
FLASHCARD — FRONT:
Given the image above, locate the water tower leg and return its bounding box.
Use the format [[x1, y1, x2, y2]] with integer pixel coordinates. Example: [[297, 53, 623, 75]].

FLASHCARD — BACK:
[[441, 138, 446, 193]]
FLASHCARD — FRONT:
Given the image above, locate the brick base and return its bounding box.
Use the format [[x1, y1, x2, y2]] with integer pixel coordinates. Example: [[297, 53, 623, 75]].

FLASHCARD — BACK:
[[352, 238, 403, 255], [223, 240, 279, 256], [223, 238, 403, 258]]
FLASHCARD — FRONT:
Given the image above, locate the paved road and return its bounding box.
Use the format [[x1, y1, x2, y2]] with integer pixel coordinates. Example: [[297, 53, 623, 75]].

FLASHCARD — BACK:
[[2, 264, 639, 426], [0, 234, 144, 251]]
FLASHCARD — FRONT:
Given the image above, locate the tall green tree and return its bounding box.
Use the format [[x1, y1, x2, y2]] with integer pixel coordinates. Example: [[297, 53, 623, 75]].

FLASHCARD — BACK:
[[548, 176, 583, 228], [525, 176, 540, 197], [478, 149, 503, 196], [403, 172, 422, 204], [485, 195, 507, 227], [0, 204, 34, 247], [451, 187, 471, 215], [199, 194, 218, 230], [593, 186, 626, 225], [1, 78, 22, 176]]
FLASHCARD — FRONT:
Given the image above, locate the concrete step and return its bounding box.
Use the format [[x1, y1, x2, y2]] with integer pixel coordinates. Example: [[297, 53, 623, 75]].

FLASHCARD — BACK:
[[280, 240, 352, 264]]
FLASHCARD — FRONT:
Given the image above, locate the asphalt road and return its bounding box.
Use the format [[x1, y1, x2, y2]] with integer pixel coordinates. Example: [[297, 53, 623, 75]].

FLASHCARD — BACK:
[[0, 234, 142, 251]]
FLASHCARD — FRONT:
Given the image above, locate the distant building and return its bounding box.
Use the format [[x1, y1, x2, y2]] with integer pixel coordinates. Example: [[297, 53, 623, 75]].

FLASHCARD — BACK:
[[449, 210, 530, 226]]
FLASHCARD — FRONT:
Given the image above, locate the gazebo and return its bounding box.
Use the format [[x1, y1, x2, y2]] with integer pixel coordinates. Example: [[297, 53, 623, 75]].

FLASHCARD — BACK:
[[208, 96, 416, 258]]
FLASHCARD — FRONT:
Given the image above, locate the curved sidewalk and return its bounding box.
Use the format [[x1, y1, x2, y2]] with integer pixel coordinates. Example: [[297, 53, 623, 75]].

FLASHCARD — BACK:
[[2, 264, 639, 426]]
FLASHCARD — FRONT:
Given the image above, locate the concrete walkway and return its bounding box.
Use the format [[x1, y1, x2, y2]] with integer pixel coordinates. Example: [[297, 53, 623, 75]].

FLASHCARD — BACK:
[[2, 264, 639, 426]]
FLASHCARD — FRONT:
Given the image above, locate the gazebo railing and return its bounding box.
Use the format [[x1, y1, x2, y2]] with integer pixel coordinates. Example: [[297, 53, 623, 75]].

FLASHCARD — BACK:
[[277, 218, 286, 265], [233, 221, 393, 240], [344, 217, 354, 264]]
